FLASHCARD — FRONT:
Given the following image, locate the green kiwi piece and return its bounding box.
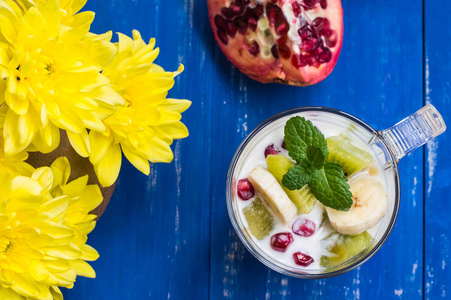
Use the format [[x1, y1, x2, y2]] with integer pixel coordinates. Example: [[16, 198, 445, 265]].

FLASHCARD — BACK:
[[266, 154, 316, 214], [320, 231, 373, 268], [325, 136, 375, 175], [243, 198, 275, 240]]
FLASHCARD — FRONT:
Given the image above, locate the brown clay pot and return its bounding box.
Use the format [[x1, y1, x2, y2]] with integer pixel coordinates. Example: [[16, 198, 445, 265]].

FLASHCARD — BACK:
[[27, 130, 115, 219]]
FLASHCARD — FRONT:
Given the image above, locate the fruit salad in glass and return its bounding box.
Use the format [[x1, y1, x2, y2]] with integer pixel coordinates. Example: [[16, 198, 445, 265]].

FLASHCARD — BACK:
[[227, 105, 445, 278]]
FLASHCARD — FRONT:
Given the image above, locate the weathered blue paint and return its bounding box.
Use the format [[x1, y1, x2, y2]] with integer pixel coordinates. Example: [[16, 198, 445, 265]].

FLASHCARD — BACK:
[[424, 1, 451, 299], [62, 0, 449, 299]]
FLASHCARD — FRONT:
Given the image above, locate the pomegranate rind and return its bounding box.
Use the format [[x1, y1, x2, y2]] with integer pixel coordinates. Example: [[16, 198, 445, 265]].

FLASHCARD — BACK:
[[207, 0, 343, 86]]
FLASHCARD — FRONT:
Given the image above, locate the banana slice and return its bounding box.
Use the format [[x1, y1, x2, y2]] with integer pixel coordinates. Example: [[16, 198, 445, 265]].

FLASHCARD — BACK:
[[326, 174, 387, 235], [248, 166, 297, 224]]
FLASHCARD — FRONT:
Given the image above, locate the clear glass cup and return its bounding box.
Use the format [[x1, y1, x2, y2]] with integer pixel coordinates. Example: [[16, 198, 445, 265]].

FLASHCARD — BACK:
[[226, 105, 446, 278]]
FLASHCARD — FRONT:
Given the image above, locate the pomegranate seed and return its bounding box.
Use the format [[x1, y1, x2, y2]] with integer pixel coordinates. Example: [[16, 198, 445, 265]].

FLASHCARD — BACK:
[[325, 31, 337, 47], [234, 16, 248, 34], [292, 54, 307, 68], [271, 232, 294, 252], [313, 17, 330, 31], [254, 4, 264, 19], [244, 8, 258, 31], [264, 144, 280, 157], [276, 21, 289, 36], [319, 0, 327, 9], [301, 0, 317, 10], [265, 3, 279, 25], [316, 47, 332, 63], [246, 41, 260, 56], [237, 178, 255, 200], [292, 218, 316, 237], [226, 20, 237, 37], [298, 24, 318, 40], [292, 2, 301, 17], [277, 36, 288, 46], [235, 0, 250, 5], [221, 7, 238, 19], [281, 140, 286, 149], [214, 15, 228, 31], [293, 252, 314, 266], [217, 29, 228, 45], [271, 45, 279, 59], [278, 44, 291, 59]]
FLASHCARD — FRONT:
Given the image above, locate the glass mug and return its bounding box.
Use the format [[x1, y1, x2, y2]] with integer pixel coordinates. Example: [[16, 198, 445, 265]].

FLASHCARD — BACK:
[[226, 105, 446, 278]]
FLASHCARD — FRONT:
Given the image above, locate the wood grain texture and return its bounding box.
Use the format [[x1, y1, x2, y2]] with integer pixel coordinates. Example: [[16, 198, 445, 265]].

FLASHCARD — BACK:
[[59, 0, 450, 299], [424, 1, 451, 299]]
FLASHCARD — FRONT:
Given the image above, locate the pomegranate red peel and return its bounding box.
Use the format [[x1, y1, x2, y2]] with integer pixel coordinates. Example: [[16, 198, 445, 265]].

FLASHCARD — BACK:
[[208, 0, 343, 86]]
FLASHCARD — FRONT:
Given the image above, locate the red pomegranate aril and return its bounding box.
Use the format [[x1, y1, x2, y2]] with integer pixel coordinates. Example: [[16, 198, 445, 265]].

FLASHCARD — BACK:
[[235, 16, 248, 34], [316, 47, 332, 63], [301, 0, 317, 9], [292, 2, 301, 17], [271, 232, 294, 252], [292, 217, 316, 237], [217, 29, 228, 45], [302, 38, 320, 53], [254, 4, 264, 19], [237, 178, 255, 200], [214, 15, 228, 32], [235, 0, 250, 5], [271, 45, 279, 59], [221, 6, 240, 19], [293, 252, 314, 266], [246, 41, 260, 56], [277, 35, 288, 46], [298, 24, 318, 40], [292, 55, 307, 68], [278, 44, 291, 59], [319, 0, 327, 9], [275, 17, 289, 36], [264, 144, 280, 157], [313, 17, 330, 31], [226, 21, 238, 37], [281, 140, 286, 149], [325, 31, 338, 47]]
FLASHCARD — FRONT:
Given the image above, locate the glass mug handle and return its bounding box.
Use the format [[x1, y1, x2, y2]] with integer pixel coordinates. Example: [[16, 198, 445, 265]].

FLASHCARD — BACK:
[[379, 104, 447, 162]]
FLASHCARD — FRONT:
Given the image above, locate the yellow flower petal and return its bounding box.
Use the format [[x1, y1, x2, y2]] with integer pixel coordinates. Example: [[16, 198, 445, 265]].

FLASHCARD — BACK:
[[69, 259, 95, 278], [93, 142, 121, 187], [12, 176, 42, 197], [160, 98, 192, 113], [121, 146, 150, 175], [89, 131, 112, 165], [66, 129, 90, 157], [50, 157, 71, 188]]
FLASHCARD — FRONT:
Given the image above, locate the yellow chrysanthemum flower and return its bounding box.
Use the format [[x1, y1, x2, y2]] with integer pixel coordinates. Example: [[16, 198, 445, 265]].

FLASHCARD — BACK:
[[0, 0, 124, 157], [89, 30, 191, 187], [0, 156, 102, 300]]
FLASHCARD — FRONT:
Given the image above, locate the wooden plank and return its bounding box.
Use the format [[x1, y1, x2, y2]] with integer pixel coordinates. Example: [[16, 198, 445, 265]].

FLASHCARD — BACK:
[[64, 0, 212, 299], [209, 0, 424, 298], [424, 1, 451, 299]]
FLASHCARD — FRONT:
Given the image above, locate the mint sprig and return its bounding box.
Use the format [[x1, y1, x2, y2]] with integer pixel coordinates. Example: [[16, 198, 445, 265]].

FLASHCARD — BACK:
[[282, 117, 353, 211]]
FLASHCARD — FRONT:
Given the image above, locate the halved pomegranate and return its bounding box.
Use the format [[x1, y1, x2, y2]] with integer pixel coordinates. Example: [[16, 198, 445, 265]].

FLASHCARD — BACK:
[[207, 0, 343, 86]]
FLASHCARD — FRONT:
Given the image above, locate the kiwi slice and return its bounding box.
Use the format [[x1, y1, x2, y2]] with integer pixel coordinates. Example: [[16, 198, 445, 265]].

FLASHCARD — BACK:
[[320, 231, 373, 268], [243, 198, 275, 240], [266, 154, 316, 214], [326, 136, 375, 175]]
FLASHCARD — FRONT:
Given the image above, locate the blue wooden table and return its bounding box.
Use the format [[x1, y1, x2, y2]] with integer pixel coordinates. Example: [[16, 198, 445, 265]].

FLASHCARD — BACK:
[[63, 0, 450, 299]]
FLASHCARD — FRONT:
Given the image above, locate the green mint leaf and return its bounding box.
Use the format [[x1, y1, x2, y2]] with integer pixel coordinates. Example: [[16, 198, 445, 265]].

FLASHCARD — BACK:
[[309, 162, 353, 211], [284, 116, 329, 164], [306, 146, 325, 169], [282, 161, 313, 190]]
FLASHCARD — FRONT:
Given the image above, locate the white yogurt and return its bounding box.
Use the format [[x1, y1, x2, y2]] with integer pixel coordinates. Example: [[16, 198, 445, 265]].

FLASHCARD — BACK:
[[235, 115, 387, 270]]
